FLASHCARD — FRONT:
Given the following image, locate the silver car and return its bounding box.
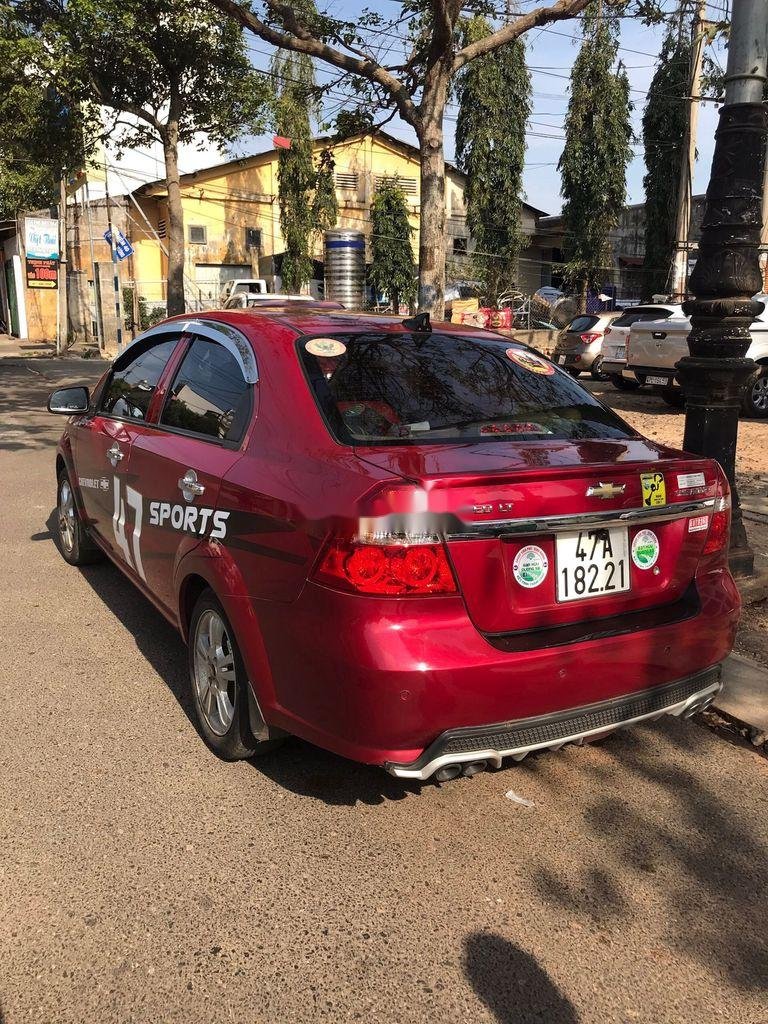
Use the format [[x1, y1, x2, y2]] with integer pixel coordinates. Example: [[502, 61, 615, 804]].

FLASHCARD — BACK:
[[552, 312, 620, 379]]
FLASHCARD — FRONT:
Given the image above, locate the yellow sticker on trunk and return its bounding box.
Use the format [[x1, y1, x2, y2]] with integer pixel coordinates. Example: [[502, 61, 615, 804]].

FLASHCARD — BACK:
[[640, 472, 666, 508]]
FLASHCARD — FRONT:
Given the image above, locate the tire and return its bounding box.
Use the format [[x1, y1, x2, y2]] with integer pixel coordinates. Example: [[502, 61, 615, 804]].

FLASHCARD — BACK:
[[56, 468, 103, 566], [742, 366, 768, 418], [609, 374, 640, 392], [188, 589, 282, 761], [660, 389, 685, 409], [591, 356, 608, 381]]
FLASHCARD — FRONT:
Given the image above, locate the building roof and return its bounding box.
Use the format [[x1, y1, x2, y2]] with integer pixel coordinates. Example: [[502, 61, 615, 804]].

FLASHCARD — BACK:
[[131, 129, 549, 219]]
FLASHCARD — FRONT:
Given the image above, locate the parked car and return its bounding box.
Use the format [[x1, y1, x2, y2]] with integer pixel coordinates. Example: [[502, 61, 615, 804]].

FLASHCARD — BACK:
[[220, 278, 269, 303], [49, 310, 738, 781], [626, 306, 768, 416], [535, 286, 565, 304], [553, 312, 620, 379], [602, 303, 682, 391]]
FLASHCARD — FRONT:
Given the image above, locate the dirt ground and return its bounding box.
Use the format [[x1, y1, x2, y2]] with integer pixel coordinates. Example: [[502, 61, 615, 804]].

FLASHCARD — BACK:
[[590, 380, 768, 667]]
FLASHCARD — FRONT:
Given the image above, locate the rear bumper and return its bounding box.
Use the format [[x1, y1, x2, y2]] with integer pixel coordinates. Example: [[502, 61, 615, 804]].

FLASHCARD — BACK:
[[386, 666, 722, 780], [602, 359, 626, 377], [629, 365, 680, 387]]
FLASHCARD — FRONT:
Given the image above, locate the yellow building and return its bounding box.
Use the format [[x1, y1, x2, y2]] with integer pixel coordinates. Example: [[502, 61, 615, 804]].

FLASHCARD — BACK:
[[128, 130, 547, 306]]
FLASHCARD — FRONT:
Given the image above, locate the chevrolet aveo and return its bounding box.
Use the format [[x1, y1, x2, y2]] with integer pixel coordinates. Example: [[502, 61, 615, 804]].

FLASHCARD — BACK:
[[49, 309, 740, 781]]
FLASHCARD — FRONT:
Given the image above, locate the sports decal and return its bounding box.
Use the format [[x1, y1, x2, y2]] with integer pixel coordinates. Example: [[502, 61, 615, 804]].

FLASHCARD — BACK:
[[631, 529, 659, 570], [513, 545, 549, 588], [305, 337, 347, 357], [111, 477, 230, 581], [505, 349, 556, 376], [640, 472, 666, 508]]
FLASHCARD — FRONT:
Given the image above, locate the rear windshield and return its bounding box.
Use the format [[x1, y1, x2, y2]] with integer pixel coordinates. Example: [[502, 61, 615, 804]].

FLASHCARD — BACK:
[[613, 307, 673, 327], [298, 332, 635, 446], [566, 315, 599, 333]]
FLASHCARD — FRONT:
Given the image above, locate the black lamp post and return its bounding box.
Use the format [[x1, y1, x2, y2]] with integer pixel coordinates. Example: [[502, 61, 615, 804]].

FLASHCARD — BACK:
[[676, 0, 768, 577]]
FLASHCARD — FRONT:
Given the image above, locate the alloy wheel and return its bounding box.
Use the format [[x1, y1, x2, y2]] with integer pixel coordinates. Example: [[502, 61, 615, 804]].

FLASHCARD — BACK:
[[193, 609, 236, 736], [751, 373, 768, 413], [59, 479, 76, 554]]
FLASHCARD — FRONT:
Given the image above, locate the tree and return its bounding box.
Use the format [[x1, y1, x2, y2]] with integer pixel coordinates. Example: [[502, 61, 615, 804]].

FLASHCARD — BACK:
[[0, 7, 88, 218], [313, 147, 338, 234], [369, 177, 416, 312], [641, 22, 691, 298], [24, 0, 270, 316], [204, 0, 627, 317], [559, 8, 633, 310], [455, 14, 531, 305]]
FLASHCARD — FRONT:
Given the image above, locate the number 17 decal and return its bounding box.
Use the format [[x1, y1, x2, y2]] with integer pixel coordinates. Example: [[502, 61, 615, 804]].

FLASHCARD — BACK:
[[113, 476, 146, 581]]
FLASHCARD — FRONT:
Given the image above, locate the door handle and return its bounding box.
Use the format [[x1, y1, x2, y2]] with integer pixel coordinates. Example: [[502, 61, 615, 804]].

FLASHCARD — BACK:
[[178, 469, 205, 502], [107, 443, 124, 467]]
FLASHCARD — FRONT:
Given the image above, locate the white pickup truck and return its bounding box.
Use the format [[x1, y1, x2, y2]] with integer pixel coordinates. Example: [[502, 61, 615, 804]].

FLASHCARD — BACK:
[[625, 302, 768, 417]]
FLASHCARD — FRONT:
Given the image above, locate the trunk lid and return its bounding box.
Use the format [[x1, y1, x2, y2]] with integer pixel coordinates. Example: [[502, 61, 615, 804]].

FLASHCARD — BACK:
[[628, 317, 690, 372], [356, 440, 719, 634]]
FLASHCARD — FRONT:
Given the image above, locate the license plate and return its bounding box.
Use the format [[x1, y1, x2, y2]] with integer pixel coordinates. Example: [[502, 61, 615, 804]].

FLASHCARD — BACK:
[[646, 375, 669, 386], [614, 346, 626, 359], [556, 527, 630, 602], [558, 355, 567, 365]]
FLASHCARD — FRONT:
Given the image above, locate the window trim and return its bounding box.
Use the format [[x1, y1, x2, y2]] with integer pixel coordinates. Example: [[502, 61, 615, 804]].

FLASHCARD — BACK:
[[118, 319, 259, 385], [157, 333, 254, 446], [188, 224, 207, 245]]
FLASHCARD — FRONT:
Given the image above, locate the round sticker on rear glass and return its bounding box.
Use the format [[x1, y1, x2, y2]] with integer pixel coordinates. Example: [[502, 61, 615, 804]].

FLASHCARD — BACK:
[[506, 349, 555, 376], [513, 545, 549, 588], [305, 337, 347, 357], [632, 529, 659, 569]]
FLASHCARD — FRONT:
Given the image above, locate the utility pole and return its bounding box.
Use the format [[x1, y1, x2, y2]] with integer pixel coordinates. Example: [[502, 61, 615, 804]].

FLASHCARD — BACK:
[[669, 0, 707, 302], [103, 165, 125, 353], [57, 178, 69, 356], [677, 0, 768, 577]]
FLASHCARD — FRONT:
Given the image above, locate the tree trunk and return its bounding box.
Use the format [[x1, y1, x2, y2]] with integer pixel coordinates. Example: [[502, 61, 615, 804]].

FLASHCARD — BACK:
[[417, 71, 450, 320], [162, 120, 186, 317]]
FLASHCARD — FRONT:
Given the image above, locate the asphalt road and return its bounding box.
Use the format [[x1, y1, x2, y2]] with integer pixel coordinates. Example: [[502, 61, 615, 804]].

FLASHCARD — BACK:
[[1, 357, 767, 1024]]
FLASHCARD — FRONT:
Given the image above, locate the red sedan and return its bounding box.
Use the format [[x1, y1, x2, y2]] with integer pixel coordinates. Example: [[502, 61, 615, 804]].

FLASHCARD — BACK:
[[49, 309, 739, 781]]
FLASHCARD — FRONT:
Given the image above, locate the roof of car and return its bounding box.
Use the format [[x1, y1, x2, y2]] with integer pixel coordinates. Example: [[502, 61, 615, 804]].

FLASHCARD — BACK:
[[192, 308, 509, 340]]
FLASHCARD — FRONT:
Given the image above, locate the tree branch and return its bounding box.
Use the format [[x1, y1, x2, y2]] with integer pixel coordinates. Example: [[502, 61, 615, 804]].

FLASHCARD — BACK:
[[205, 0, 419, 126], [453, 0, 593, 70], [91, 79, 164, 134]]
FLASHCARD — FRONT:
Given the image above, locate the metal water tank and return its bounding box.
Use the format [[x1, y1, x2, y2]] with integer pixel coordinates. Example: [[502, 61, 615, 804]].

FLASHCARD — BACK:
[[324, 230, 365, 310]]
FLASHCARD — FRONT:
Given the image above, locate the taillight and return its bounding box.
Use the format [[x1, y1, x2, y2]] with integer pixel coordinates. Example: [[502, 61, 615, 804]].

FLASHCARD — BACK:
[[580, 332, 602, 343], [702, 479, 731, 555], [604, 327, 613, 337], [313, 538, 457, 595]]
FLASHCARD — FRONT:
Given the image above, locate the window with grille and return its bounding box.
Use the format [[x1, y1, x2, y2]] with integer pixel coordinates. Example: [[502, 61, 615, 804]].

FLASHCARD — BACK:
[[335, 172, 359, 190], [188, 224, 207, 245], [452, 237, 468, 256], [375, 175, 418, 196], [245, 227, 262, 249]]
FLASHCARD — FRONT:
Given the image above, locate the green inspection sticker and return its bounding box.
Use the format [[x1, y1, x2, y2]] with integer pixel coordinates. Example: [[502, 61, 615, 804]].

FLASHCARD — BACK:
[[513, 544, 549, 588], [632, 529, 659, 570]]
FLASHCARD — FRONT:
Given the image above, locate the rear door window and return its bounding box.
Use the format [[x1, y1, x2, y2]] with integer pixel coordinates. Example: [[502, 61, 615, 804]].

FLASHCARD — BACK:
[[100, 336, 180, 420], [299, 332, 635, 446], [160, 337, 252, 443]]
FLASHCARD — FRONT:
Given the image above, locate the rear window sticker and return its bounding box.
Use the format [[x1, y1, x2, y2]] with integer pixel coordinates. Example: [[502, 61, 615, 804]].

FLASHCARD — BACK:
[[640, 472, 666, 508], [505, 349, 555, 376], [305, 338, 347, 357]]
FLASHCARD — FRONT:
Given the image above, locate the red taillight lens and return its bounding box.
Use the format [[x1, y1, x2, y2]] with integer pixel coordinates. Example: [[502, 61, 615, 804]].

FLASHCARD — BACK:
[[313, 539, 457, 595], [702, 477, 731, 555], [580, 332, 602, 343]]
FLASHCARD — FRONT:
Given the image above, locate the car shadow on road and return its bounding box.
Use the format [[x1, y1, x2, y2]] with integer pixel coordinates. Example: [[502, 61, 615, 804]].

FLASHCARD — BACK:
[[463, 933, 580, 1023], [40, 510, 423, 808]]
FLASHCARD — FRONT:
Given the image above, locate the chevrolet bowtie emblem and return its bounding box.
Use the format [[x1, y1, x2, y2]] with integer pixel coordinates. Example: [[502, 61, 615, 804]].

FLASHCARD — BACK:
[[586, 482, 626, 499]]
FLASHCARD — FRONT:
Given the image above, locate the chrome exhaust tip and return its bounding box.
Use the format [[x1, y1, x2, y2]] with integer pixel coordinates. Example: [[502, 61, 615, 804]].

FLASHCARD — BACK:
[[462, 760, 488, 778], [434, 764, 462, 783]]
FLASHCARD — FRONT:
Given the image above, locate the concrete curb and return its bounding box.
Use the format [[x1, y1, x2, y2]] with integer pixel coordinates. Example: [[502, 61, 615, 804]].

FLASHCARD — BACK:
[[713, 653, 768, 750]]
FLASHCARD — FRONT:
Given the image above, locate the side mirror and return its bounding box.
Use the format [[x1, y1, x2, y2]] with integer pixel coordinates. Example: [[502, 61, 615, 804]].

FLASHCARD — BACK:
[[47, 386, 90, 414]]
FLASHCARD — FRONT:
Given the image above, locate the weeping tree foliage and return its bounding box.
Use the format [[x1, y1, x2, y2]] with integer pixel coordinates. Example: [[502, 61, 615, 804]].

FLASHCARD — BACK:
[[455, 15, 530, 304], [273, 46, 338, 291], [559, 8, 633, 309], [642, 22, 691, 298], [369, 177, 416, 312]]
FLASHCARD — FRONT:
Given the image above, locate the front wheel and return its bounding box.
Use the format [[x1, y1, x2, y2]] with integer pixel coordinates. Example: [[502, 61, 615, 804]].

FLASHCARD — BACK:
[[742, 366, 768, 418], [188, 590, 282, 760], [56, 468, 103, 566], [660, 389, 685, 409]]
